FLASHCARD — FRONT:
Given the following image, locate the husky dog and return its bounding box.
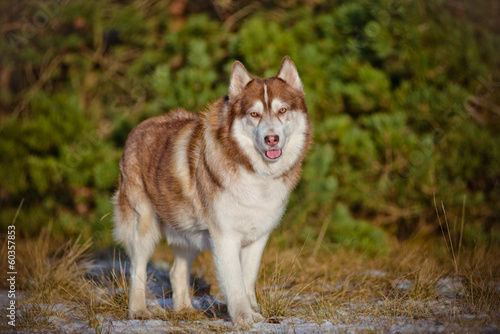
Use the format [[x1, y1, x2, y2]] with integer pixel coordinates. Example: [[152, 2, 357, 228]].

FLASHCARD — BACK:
[[113, 56, 311, 327]]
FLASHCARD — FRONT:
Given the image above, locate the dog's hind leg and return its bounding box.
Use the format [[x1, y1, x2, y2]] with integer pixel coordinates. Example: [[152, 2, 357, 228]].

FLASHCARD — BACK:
[[170, 244, 199, 311], [114, 186, 160, 319]]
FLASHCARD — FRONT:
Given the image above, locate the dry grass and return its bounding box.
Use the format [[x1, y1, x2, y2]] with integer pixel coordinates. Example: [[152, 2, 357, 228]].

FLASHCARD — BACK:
[[459, 245, 500, 317], [302, 246, 498, 332], [0, 224, 93, 331], [1, 222, 498, 333], [86, 255, 130, 320], [257, 251, 311, 319], [17, 227, 92, 299]]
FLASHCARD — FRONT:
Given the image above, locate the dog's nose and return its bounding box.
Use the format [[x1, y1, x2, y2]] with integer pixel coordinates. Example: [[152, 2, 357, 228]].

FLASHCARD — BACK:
[[265, 135, 279, 147]]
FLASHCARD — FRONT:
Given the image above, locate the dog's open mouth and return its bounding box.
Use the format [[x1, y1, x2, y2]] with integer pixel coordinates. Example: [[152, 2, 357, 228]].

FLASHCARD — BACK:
[[265, 149, 282, 159]]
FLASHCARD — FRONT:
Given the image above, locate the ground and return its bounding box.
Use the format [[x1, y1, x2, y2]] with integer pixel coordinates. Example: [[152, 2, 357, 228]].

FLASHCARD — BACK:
[[1, 243, 499, 334]]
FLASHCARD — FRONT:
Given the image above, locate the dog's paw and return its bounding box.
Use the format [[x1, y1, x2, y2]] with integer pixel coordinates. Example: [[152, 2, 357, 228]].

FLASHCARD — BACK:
[[173, 303, 195, 313], [128, 308, 152, 320], [234, 311, 265, 328], [250, 303, 261, 314]]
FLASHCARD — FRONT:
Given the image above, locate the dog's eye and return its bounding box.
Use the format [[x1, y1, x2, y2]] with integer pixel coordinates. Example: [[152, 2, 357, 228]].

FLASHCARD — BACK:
[[279, 107, 287, 114], [249, 112, 259, 117]]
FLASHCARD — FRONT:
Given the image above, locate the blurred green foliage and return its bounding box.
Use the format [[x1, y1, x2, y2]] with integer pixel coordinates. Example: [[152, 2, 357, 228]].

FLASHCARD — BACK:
[[1, 0, 499, 251]]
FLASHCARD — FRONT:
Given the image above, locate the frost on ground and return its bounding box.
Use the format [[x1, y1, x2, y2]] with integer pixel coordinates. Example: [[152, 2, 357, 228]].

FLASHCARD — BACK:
[[1, 259, 498, 334]]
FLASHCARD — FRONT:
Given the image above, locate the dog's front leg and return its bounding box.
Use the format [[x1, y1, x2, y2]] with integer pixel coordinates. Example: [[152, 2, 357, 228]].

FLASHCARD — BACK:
[[211, 235, 265, 327], [241, 234, 269, 313]]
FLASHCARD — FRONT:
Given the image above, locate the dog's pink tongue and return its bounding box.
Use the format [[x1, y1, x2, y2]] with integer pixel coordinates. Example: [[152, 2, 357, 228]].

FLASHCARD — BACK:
[[266, 149, 282, 159]]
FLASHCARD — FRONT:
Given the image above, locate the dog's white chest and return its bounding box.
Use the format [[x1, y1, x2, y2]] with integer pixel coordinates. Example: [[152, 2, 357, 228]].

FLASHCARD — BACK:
[[213, 171, 289, 243]]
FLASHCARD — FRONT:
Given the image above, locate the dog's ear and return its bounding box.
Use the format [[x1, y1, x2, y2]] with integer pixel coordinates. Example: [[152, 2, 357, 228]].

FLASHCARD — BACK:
[[276, 56, 303, 92], [229, 61, 253, 98]]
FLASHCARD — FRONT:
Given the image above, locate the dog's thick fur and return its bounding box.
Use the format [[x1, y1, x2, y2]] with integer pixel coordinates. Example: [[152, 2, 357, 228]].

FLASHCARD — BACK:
[[113, 56, 311, 326]]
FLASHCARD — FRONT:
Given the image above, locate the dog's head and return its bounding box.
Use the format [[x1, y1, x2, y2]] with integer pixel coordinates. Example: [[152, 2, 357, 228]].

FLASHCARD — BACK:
[[228, 56, 311, 176]]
